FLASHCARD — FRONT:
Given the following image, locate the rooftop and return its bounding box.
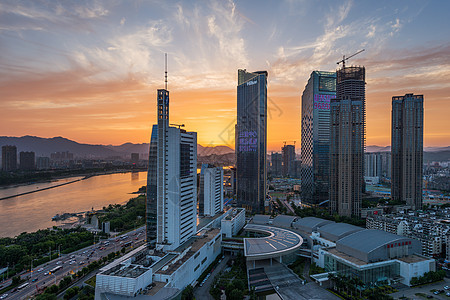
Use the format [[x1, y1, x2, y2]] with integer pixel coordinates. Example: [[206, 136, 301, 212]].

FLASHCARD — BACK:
[[293, 217, 334, 233], [244, 224, 303, 258], [272, 215, 298, 228], [318, 222, 364, 242], [102, 264, 150, 278], [156, 228, 221, 275], [252, 215, 271, 225]]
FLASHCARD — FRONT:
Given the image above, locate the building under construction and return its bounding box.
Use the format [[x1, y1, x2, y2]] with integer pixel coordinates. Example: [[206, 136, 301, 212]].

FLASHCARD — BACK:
[[330, 66, 366, 217]]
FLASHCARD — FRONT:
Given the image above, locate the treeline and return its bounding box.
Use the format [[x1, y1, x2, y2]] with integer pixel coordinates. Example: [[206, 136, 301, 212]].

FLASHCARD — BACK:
[[293, 205, 365, 227], [410, 270, 446, 286], [98, 195, 146, 232], [0, 227, 105, 277]]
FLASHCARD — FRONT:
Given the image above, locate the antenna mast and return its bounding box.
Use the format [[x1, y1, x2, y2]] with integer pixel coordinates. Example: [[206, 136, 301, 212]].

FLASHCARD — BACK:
[[164, 53, 168, 90]]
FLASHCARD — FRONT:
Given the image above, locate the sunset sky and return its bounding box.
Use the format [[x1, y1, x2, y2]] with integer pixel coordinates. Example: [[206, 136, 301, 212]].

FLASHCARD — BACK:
[[1, 0, 449, 151]]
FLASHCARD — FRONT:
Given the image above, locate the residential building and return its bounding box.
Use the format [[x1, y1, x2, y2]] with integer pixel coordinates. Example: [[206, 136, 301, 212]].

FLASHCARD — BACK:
[[236, 69, 268, 214], [365, 152, 382, 184], [2, 145, 17, 171], [271, 152, 282, 177], [198, 164, 224, 217], [282, 144, 295, 177], [392, 93, 424, 210], [301, 71, 336, 205], [131, 153, 139, 164], [330, 66, 365, 217], [19, 151, 35, 170], [36, 157, 50, 170]]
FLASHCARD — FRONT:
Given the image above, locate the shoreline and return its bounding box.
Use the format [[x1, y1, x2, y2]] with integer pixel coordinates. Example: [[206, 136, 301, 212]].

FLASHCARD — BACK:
[[0, 170, 146, 201]]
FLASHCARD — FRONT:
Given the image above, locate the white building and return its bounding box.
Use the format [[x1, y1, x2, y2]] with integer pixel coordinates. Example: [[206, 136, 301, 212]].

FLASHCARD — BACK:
[[221, 208, 246, 238], [156, 89, 197, 251], [199, 164, 224, 217]]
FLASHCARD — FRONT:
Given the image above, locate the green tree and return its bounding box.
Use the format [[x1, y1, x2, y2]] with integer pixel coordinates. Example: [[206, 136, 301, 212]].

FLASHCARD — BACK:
[[11, 276, 20, 285], [181, 284, 194, 300], [229, 288, 244, 300]]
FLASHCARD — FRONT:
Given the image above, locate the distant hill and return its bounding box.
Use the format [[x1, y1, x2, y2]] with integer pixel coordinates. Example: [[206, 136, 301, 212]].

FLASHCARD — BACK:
[[0, 136, 235, 160]]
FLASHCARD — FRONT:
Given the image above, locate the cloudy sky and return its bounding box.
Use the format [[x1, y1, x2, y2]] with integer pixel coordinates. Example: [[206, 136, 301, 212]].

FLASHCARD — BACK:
[[0, 0, 449, 150]]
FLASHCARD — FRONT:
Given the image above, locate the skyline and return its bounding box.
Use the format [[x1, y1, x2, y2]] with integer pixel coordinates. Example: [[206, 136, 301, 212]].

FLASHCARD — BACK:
[[1, 0, 449, 151]]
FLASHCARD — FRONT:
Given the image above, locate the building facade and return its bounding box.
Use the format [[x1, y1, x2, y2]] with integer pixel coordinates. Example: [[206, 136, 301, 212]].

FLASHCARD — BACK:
[[2, 145, 17, 171], [301, 71, 336, 205], [199, 164, 224, 217], [391, 93, 424, 210], [330, 67, 365, 217], [36, 157, 50, 170], [282, 144, 295, 177], [236, 69, 268, 214], [19, 151, 35, 170], [146, 124, 158, 248], [271, 152, 282, 177], [154, 89, 198, 251]]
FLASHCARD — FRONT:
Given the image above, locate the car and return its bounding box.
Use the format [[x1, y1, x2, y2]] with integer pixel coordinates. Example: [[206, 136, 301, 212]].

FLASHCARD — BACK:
[[56, 261, 62, 265], [32, 278, 38, 282], [70, 255, 75, 259], [446, 292, 450, 297], [38, 268, 43, 272], [79, 261, 84, 265], [426, 296, 432, 299], [445, 286, 450, 290], [0, 294, 8, 299], [44, 272, 49, 276], [433, 291, 439, 295]]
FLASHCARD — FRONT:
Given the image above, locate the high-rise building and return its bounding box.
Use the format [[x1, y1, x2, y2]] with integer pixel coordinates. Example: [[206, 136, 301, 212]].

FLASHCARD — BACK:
[[270, 152, 282, 177], [198, 164, 224, 217], [380, 152, 391, 179], [2, 145, 17, 171], [282, 144, 295, 177], [364, 152, 382, 184], [36, 157, 50, 170], [131, 153, 139, 164], [146, 124, 158, 248], [301, 71, 336, 205], [391, 93, 424, 210], [19, 151, 35, 170], [236, 69, 268, 214], [330, 66, 365, 217], [155, 88, 197, 251]]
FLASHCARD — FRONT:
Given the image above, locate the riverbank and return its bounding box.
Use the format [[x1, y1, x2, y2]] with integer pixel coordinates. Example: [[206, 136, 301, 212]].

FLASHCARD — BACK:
[[0, 169, 146, 201]]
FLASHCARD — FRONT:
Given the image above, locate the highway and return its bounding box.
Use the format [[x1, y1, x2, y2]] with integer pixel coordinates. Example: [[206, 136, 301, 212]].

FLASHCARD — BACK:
[[1, 227, 146, 299]]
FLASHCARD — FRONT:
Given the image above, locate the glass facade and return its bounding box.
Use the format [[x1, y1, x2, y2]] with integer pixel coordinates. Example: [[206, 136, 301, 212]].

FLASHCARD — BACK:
[[236, 69, 267, 214], [301, 71, 336, 205], [324, 254, 400, 286], [146, 124, 158, 248]]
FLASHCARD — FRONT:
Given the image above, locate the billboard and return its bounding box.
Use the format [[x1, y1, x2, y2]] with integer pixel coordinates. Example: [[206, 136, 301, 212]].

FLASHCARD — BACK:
[[314, 94, 334, 110], [238, 130, 257, 152]]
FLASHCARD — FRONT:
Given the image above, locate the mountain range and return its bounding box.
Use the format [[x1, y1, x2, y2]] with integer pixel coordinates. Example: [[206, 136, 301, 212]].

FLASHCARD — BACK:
[[0, 136, 448, 162]]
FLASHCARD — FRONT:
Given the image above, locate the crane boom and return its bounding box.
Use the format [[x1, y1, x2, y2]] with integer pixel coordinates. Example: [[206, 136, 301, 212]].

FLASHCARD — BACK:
[[337, 49, 365, 69]]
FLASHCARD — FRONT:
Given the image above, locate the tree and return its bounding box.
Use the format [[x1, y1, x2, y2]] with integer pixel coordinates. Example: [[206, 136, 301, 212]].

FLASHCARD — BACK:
[[181, 284, 194, 300], [229, 288, 244, 300], [210, 286, 222, 300], [11, 276, 20, 285]]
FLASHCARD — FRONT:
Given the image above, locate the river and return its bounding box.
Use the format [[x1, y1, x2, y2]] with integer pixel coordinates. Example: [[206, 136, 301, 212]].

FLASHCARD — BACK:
[[0, 172, 147, 237]]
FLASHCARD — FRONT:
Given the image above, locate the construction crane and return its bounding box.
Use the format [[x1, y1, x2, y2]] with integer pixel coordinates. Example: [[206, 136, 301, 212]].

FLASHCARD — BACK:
[[170, 124, 185, 129], [337, 49, 365, 69], [283, 141, 297, 146]]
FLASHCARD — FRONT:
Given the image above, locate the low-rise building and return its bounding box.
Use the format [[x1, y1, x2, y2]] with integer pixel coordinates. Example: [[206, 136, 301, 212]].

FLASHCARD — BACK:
[[221, 208, 245, 238]]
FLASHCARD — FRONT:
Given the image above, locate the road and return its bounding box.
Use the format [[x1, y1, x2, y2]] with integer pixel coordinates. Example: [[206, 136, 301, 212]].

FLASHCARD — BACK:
[[194, 255, 229, 300], [1, 227, 146, 300]]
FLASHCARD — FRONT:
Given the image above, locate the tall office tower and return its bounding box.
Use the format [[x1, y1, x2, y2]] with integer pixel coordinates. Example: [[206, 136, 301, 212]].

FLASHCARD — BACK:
[[391, 93, 424, 210], [282, 144, 296, 177], [155, 88, 197, 251], [146, 124, 158, 248], [330, 66, 365, 217], [19, 151, 35, 170], [2, 145, 17, 171], [198, 164, 224, 217], [301, 71, 336, 205], [271, 152, 282, 177], [236, 69, 268, 214]]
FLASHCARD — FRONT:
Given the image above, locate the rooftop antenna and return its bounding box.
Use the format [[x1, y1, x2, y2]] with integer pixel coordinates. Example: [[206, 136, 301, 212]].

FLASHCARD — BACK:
[[337, 49, 365, 69], [164, 53, 168, 90]]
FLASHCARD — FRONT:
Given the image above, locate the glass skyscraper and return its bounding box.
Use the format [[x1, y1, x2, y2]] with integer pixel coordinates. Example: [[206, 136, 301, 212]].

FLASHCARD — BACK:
[[391, 93, 424, 210], [301, 71, 336, 205], [236, 69, 267, 214]]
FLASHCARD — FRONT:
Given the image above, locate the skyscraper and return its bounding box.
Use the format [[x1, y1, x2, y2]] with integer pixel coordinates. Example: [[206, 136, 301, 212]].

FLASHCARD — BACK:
[[2, 145, 17, 171], [198, 164, 224, 217], [391, 93, 424, 210], [236, 69, 267, 214], [301, 71, 336, 205], [19, 151, 35, 170], [330, 66, 365, 217], [147, 88, 197, 251], [282, 144, 295, 177], [270, 152, 282, 177]]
